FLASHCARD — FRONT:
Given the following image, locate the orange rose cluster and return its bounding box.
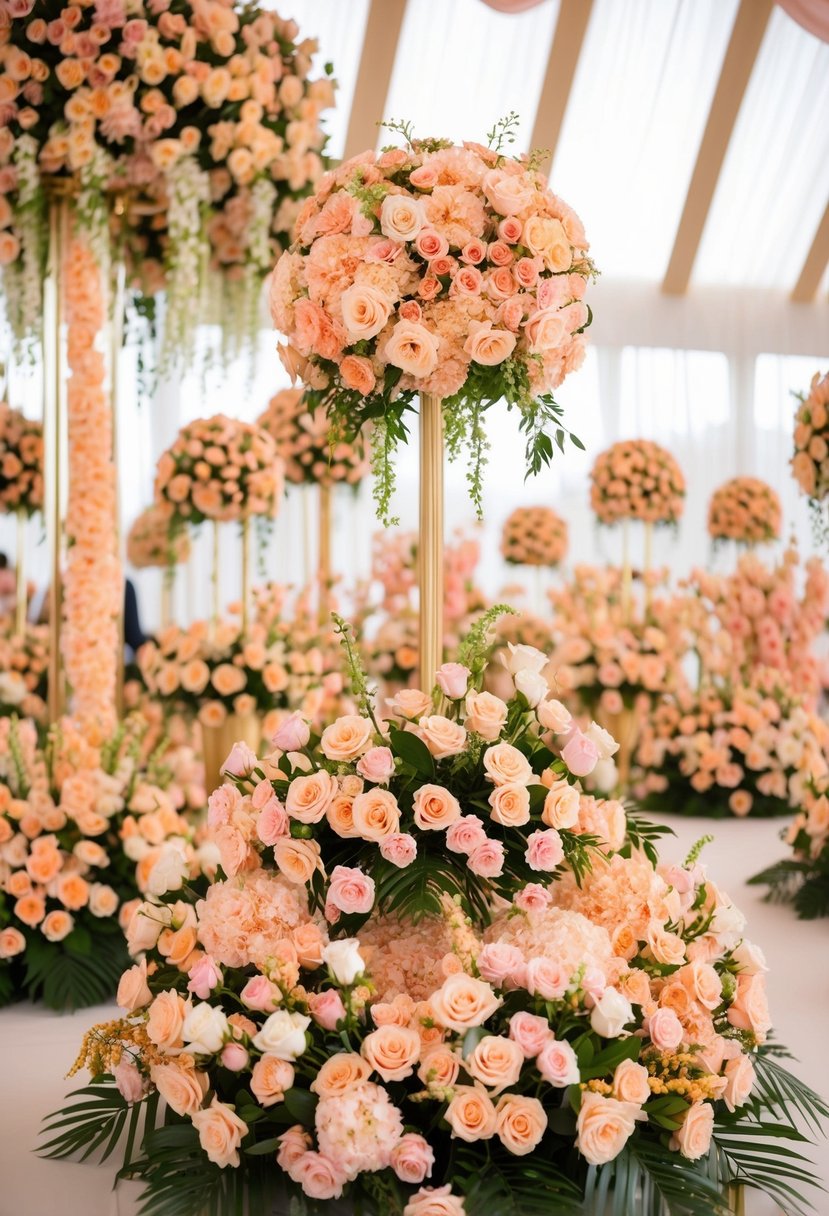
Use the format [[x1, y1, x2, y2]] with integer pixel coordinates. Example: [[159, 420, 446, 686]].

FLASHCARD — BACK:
[[590, 439, 685, 527], [707, 477, 781, 545], [257, 387, 369, 488], [0, 401, 43, 515], [500, 505, 568, 567]]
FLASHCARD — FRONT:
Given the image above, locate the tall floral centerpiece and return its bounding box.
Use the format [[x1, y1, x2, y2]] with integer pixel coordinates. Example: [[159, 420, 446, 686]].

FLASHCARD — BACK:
[[43, 620, 829, 1214], [707, 477, 781, 549], [127, 503, 192, 629], [501, 506, 568, 570], [271, 116, 594, 683], [0, 400, 43, 634], [791, 370, 829, 542]]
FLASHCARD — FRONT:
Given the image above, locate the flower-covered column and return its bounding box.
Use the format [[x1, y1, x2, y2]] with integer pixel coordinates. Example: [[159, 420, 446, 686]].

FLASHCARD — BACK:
[[62, 227, 121, 734]]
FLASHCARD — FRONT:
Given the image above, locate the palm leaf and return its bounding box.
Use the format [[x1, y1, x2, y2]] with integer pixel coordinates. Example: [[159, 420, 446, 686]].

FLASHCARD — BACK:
[[712, 1122, 823, 1216], [23, 925, 129, 1011], [455, 1142, 582, 1216], [585, 1138, 730, 1216], [752, 1049, 829, 1137], [39, 1079, 159, 1167]]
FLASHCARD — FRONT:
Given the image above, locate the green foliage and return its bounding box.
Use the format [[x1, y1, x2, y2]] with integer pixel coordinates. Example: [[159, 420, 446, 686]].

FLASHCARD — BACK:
[[456, 1141, 583, 1215], [40, 1079, 159, 1167], [485, 111, 521, 155], [457, 603, 516, 687], [622, 811, 674, 866], [585, 1139, 730, 1216], [23, 921, 129, 1011], [748, 855, 829, 920]]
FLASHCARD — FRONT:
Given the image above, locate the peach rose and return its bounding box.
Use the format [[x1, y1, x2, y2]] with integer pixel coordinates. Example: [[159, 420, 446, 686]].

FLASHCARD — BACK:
[[542, 780, 580, 829], [361, 1023, 421, 1081], [0, 927, 26, 958], [445, 1085, 498, 1142], [389, 688, 433, 719], [671, 1101, 714, 1161], [340, 355, 376, 395], [466, 1035, 523, 1094], [351, 788, 400, 840], [723, 1054, 755, 1112], [613, 1059, 651, 1105], [482, 743, 533, 787], [390, 1133, 435, 1185], [464, 691, 508, 741], [274, 837, 321, 885], [463, 321, 517, 366], [310, 1052, 372, 1098], [494, 1093, 547, 1156], [488, 782, 531, 828], [147, 990, 186, 1050], [403, 1186, 466, 1216], [117, 959, 152, 1012], [40, 910, 74, 942], [250, 1055, 295, 1107], [727, 974, 771, 1043], [384, 320, 440, 378], [576, 1092, 641, 1165], [320, 715, 373, 762], [417, 1046, 461, 1089], [191, 1097, 248, 1168], [416, 716, 467, 759], [150, 1060, 209, 1116], [430, 973, 501, 1032], [285, 770, 336, 823], [340, 282, 393, 341], [412, 784, 462, 831]]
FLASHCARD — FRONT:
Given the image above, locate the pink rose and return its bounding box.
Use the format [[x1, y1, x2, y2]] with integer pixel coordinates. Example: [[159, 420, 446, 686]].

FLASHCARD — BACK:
[[513, 883, 552, 912], [525, 828, 564, 872], [647, 1007, 683, 1052], [327, 865, 375, 915], [498, 217, 523, 243], [356, 746, 395, 785], [309, 988, 347, 1031], [509, 1011, 553, 1057], [240, 975, 280, 1013], [416, 228, 449, 260], [487, 241, 514, 267], [222, 741, 257, 778], [187, 956, 222, 1000], [561, 730, 599, 777], [220, 1042, 249, 1072], [291, 1151, 346, 1200], [526, 956, 569, 1000], [514, 256, 540, 287], [467, 838, 505, 878], [257, 797, 289, 844], [114, 1060, 146, 1105], [390, 1133, 434, 1185], [477, 942, 527, 988], [403, 1185, 466, 1216], [537, 1038, 580, 1087], [379, 833, 417, 867], [445, 815, 487, 855], [435, 662, 470, 699], [272, 712, 310, 751]]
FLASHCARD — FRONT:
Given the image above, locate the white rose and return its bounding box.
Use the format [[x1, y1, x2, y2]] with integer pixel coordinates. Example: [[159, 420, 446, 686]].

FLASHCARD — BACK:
[[380, 192, 424, 243], [514, 668, 548, 707], [590, 988, 633, 1039], [126, 900, 171, 955], [536, 699, 571, 733], [252, 1010, 311, 1060], [340, 282, 393, 341], [0, 672, 25, 705], [147, 841, 189, 896], [183, 1003, 229, 1055], [585, 722, 620, 761], [731, 939, 768, 975], [123, 835, 150, 862], [710, 901, 746, 941], [502, 643, 547, 677], [589, 758, 618, 792], [322, 938, 365, 986]]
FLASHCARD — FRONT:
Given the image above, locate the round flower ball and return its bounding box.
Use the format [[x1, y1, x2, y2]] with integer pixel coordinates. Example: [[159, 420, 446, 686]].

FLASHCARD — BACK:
[[590, 439, 685, 527], [127, 504, 191, 569], [501, 506, 568, 567], [707, 477, 782, 545], [154, 415, 284, 530], [792, 371, 829, 503], [258, 388, 369, 487], [0, 403, 43, 516]]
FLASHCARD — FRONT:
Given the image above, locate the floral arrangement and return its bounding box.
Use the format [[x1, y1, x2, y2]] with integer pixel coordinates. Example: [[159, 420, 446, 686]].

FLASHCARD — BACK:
[[500, 505, 567, 567], [684, 548, 829, 708], [634, 668, 829, 819], [127, 503, 191, 570], [0, 715, 209, 1010], [0, 0, 334, 362], [0, 401, 43, 515], [137, 587, 346, 738], [44, 614, 828, 1215], [707, 477, 782, 546], [270, 115, 594, 522], [0, 620, 49, 722], [750, 777, 829, 919], [154, 414, 284, 533], [62, 227, 122, 733], [258, 387, 370, 488], [791, 370, 829, 538], [589, 440, 686, 527]]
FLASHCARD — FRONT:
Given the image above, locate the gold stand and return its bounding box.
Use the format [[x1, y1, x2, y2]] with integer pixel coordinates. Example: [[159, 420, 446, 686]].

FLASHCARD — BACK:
[[160, 566, 174, 630], [728, 1185, 745, 1216], [211, 520, 220, 634], [241, 516, 250, 636], [111, 258, 126, 718], [14, 509, 26, 636], [643, 521, 653, 613], [201, 710, 261, 794], [44, 198, 67, 721], [318, 482, 331, 625], [418, 393, 444, 689], [595, 704, 641, 794], [620, 518, 632, 625]]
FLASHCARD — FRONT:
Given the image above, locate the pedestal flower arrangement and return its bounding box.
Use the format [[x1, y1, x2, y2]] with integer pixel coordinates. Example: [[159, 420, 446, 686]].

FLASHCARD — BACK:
[[791, 370, 829, 542], [271, 116, 594, 524], [0, 715, 211, 1010], [707, 478, 782, 547], [749, 776, 829, 919], [500, 505, 568, 568], [43, 617, 828, 1214], [127, 504, 192, 571], [590, 441, 685, 529], [0, 401, 43, 515], [0, 621, 49, 723], [258, 387, 370, 489]]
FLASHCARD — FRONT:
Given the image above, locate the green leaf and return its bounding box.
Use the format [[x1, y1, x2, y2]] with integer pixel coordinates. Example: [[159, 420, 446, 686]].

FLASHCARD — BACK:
[[39, 1077, 158, 1167], [388, 726, 434, 777], [24, 929, 129, 1011], [283, 1087, 318, 1126]]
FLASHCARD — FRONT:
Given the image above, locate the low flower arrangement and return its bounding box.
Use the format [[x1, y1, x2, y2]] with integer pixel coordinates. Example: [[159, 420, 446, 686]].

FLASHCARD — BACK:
[[0, 715, 209, 1010], [258, 387, 370, 488], [43, 614, 827, 1215], [154, 414, 284, 534], [707, 477, 782, 546], [0, 401, 43, 515], [749, 777, 829, 919], [500, 505, 567, 567], [0, 619, 49, 723], [127, 504, 191, 570], [634, 669, 829, 819], [589, 440, 685, 527], [791, 370, 829, 539], [270, 115, 594, 522]]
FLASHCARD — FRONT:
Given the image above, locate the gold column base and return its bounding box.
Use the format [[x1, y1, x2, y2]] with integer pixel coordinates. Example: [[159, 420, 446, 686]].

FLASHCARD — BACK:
[[418, 393, 444, 690], [595, 703, 641, 794], [201, 710, 262, 795], [318, 482, 332, 625], [14, 509, 26, 636]]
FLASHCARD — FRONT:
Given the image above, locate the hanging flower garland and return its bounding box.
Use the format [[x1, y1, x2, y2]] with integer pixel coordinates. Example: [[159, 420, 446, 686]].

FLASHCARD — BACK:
[[707, 477, 781, 546], [0, 401, 43, 515], [258, 388, 370, 488], [501, 505, 568, 567], [589, 440, 685, 528]]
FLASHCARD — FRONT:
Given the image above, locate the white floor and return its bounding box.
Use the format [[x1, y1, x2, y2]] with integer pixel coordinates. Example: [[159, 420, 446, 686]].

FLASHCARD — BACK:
[[0, 813, 826, 1216]]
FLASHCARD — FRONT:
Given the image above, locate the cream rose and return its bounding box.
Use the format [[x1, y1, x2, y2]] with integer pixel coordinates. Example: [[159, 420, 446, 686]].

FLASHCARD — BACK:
[[541, 780, 580, 829], [482, 168, 536, 216], [482, 743, 534, 787], [340, 282, 394, 341], [320, 715, 374, 762], [351, 788, 400, 840], [384, 320, 440, 378], [576, 1092, 641, 1165], [488, 783, 531, 828], [430, 973, 501, 1032], [464, 691, 508, 742], [150, 1060, 209, 1117], [380, 192, 425, 243], [444, 1085, 498, 1142], [252, 1010, 311, 1060], [465, 1035, 524, 1094], [494, 1093, 547, 1156], [522, 216, 572, 272], [671, 1101, 714, 1161], [191, 1097, 248, 1168], [412, 784, 462, 831]]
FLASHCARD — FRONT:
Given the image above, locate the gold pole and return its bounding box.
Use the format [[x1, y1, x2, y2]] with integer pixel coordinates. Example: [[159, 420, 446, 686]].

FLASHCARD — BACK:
[[620, 517, 632, 625], [241, 516, 250, 636], [728, 1184, 745, 1216], [302, 484, 312, 586], [14, 509, 26, 636], [318, 481, 332, 624], [418, 393, 444, 689], [160, 566, 173, 629], [111, 257, 126, 718], [211, 520, 220, 632], [44, 198, 66, 721], [643, 520, 653, 613]]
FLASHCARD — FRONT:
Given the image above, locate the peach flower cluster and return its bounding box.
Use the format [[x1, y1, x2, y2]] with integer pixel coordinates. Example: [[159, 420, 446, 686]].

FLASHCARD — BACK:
[[634, 669, 829, 819], [707, 477, 782, 546], [0, 619, 48, 722], [791, 371, 829, 505], [590, 440, 686, 527], [127, 503, 191, 569], [154, 414, 284, 530], [501, 505, 568, 567], [257, 387, 370, 488], [62, 230, 121, 734], [0, 401, 43, 515]]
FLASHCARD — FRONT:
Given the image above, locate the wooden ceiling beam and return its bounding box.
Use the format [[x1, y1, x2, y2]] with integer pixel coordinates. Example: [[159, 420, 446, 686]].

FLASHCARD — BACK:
[[529, 0, 594, 166], [791, 201, 829, 302], [662, 0, 774, 296], [342, 0, 408, 160]]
